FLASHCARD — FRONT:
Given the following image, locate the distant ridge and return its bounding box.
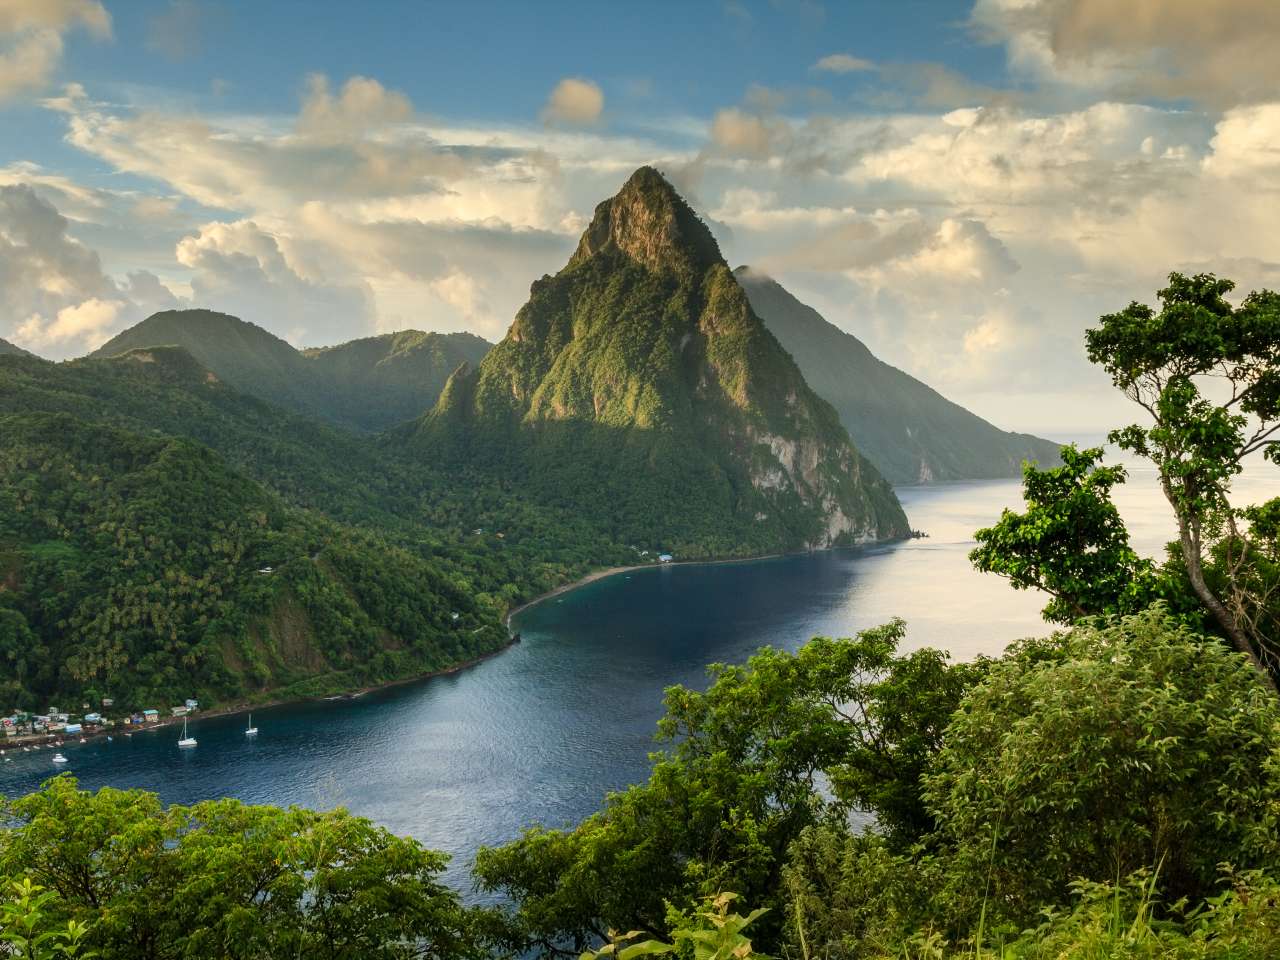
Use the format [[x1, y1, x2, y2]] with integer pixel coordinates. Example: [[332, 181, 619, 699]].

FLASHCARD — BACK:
[[0, 337, 34, 358], [736, 267, 1061, 484], [90, 309, 315, 412], [302, 330, 491, 431], [90, 309, 492, 431], [408, 166, 910, 555]]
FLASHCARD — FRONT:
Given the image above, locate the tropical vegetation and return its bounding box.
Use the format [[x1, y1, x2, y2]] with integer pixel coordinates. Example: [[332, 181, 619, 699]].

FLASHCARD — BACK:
[[3, 250, 1279, 960]]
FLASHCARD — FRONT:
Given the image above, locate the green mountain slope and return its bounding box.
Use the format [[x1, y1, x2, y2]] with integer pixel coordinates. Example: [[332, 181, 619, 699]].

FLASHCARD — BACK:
[[0, 348, 638, 710], [90, 309, 320, 415], [302, 330, 491, 430], [90, 310, 494, 431], [408, 167, 909, 556], [736, 268, 1062, 484], [0, 337, 33, 358], [0, 349, 623, 603], [0, 412, 507, 712]]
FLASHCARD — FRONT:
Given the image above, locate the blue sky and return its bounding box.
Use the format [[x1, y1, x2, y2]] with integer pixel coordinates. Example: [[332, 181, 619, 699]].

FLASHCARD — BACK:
[[60, 2, 1003, 117], [1, 0, 1278, 433]]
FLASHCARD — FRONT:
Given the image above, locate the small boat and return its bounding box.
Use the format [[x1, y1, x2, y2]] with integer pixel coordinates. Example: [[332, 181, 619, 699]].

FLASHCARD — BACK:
[[177, 717, 197, 749], [52, 753, 68, 764], [245, 714, 258, 737]]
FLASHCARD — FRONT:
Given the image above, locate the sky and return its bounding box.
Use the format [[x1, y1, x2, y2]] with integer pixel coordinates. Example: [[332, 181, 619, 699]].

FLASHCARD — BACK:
[[2, 0, 1279, 434]]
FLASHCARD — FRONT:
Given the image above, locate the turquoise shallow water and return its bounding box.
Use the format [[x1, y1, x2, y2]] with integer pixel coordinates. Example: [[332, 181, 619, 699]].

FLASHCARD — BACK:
[[2, 460, 1270, 892]]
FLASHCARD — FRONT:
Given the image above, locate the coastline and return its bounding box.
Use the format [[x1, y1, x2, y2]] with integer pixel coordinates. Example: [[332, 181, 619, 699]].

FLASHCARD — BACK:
[[3, 639, 521, 752], [504, 551, 789, 626], [9, 546, 860, 754], [504, 565, 646, 625]]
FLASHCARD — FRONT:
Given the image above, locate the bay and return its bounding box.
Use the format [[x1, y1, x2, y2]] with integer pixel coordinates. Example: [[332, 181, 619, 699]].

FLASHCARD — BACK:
[[1, 451, 1272, 892]]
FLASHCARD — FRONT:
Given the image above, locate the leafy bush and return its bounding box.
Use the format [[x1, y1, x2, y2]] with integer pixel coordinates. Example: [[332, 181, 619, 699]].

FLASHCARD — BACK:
[[922, 606, 1280, 930]]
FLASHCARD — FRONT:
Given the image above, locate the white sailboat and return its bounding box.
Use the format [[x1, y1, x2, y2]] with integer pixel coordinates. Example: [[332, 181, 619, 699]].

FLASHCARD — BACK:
[[177, 717, 197, 748], [52, 752, 68, 764], [245, 713, 258, 737]]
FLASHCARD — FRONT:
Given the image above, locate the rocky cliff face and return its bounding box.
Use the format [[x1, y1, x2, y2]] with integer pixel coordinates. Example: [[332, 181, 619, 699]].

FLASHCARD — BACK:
[[414, 167, 909, 555], [736, 267, 1062, 484]]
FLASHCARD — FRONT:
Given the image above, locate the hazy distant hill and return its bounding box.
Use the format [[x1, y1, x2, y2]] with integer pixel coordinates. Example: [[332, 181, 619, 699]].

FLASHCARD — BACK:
[[90, 309, 318, 414], [736, 268, 1061, 484], [90, 310, 492, 430], [302, 330, 491, 431], [0, 337, 33, 358], [409, 167, 909, 555]]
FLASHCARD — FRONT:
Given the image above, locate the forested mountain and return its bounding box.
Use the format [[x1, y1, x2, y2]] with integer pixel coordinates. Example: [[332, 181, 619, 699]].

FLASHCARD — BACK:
[[736, 268, 1061, 484], [408, 167, 909, 556], [0, 337, 32, 358], [90, 311, 492, 431], [0, 349, 627, 711], [0, 412, 507, 711], [302, 330, 491, 430], [91, 310, 319, 416]]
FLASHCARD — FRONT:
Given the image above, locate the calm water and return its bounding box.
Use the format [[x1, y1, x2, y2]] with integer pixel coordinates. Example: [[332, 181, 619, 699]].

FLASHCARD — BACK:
[[2, 454, 1273, 892]]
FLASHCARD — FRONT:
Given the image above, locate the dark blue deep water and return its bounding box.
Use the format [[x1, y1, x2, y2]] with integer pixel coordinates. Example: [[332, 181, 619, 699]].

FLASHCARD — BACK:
[[5, 463, 1261, 892]]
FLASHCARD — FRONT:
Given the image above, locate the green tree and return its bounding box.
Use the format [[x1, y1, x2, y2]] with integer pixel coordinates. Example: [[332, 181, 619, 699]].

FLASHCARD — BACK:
[[970, 445, 1161, 623], [1085, 272, 1280, 682], [474, 623, 983, 956], [921, 607, 1280, 931], [0, 776, 480, 960]]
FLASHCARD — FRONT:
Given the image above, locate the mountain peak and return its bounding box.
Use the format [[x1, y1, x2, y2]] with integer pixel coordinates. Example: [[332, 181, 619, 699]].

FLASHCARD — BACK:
[[568, 166, 722, 275]]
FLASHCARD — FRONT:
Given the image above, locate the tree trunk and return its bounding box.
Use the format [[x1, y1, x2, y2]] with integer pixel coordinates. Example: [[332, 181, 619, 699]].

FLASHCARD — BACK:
[[1167, 481, 1278, 693]]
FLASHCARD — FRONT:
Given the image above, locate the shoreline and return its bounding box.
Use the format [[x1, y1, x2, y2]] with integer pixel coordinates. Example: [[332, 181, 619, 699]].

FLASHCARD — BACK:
[[504, 551, 793, 626], [2, 639, 520, 753], [7, 544, 884, 756]]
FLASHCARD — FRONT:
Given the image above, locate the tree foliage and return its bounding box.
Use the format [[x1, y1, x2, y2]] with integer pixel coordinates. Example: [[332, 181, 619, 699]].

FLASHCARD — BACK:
[[1086, 272, 1280, 679], [0, 776, 481, 960], [474, 622, 984, 956]]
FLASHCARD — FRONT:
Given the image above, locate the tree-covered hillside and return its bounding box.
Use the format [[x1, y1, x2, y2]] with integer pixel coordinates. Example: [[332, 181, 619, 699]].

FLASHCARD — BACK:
[[0, 413, 507, 712], [0, 338, 31, 358], [737, 267, 1061, 484], [90, 310, 320, 417], [0, 349, 633, 709], [90, 310, 493, 432], [302, 330, 491, 431], [409, 168, 909, 557]]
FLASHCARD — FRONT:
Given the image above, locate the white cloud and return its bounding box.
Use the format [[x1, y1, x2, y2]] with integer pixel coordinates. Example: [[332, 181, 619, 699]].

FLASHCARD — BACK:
[[175, 219, 375, 346], [0, 183, 187, 356], [297, 73, 413, 139], [813, 53, 874, 73], [541, 77, 604, 126], [16, 296, 123, 350], [971, 0, 1280, 106], [1202, 104, 1280, 181], [0, 0, 109, 102], [710, 107, 788, 158], [59, 78, 484, 212]]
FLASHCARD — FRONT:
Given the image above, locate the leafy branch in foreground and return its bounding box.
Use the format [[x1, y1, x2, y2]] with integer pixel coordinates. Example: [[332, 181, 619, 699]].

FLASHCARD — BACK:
[[973, 271, 1280, 689], [0, 878, 95, 960], [580, 894, 770, 960], [970, 444, 1160, 623], [1087, 271, 1280, 682]]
